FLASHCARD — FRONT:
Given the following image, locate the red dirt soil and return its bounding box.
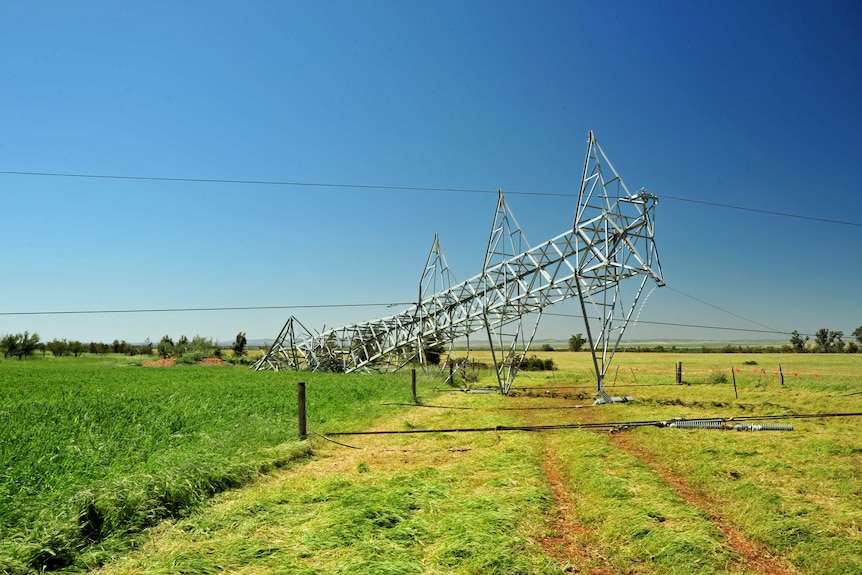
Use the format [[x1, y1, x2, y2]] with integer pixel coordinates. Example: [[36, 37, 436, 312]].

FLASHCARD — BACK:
[[538, 442, 616, 574], [141, 357, 227, 367], [142, 358, 176, 367]]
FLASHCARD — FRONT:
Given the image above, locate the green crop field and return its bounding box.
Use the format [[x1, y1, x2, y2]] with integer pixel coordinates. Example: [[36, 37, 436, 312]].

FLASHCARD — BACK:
[[2, 352, 860, 574], [0, 356, 423, 573]]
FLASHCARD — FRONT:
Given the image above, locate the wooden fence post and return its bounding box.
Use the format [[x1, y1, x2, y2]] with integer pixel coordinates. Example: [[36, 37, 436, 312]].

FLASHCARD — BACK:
[[732, 369, 738, 399], [297, 381, 307, 440], [411, 368, 417, 400], [675, 361, 683, 384]]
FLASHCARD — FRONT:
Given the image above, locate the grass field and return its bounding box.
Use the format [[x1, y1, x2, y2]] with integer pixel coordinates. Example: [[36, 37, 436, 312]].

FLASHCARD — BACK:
[[0, 356, 423, 573], [2, 351, 860, 574]]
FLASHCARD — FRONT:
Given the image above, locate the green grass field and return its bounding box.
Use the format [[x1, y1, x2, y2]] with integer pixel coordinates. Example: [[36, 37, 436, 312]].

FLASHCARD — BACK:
[[0, 356, 422, 573], [2, 351, 860, 574]]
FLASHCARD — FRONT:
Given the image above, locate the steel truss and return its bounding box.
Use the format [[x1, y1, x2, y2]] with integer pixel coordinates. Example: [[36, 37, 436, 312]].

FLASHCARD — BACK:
[[253, 131, 664, 398]]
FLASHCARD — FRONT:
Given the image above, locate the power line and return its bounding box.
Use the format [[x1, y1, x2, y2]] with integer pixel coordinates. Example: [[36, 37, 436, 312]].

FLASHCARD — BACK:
[[1, 302, 814, 338], [662, 194, 862, 228], [0, 302, 411, 316], [0, 170, 559, 197], [662, 286, 781, 332], [2, 169, 860, 227], [325, 412, 862, 436]]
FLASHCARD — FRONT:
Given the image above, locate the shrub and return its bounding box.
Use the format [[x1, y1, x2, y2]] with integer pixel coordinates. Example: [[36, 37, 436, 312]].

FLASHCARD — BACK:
[[520, 355, 555, 371], [175, 352, 208, 365]]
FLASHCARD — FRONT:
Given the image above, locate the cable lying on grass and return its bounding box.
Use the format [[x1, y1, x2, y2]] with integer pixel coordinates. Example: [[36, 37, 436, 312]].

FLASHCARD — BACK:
[[325, 412, 862, 437]]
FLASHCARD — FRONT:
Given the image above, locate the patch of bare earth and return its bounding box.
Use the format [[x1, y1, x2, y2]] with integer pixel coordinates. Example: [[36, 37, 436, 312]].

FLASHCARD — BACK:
[[539, 439, 615, 575], [141, 357, 227, 366], [142, 358, 176, 367], [514, 402, 612, 573], [609, 432, 799, 575]]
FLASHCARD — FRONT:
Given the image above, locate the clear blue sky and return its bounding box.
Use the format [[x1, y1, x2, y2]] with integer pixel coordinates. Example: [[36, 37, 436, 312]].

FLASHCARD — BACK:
[[2, 1, 861, 345]]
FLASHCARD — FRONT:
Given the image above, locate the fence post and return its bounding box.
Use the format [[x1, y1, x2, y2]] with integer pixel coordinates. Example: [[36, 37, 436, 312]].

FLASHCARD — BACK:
[[779, 364, 785, 386], [732, 369, 738, 399], [675, 362, 683, 384], [412, 368, 417, 400], [297, 381, 307, 440]]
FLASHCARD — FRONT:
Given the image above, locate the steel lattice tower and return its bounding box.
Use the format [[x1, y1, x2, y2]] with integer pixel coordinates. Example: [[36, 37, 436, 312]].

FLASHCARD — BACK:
[[253, 132, 664, 398]]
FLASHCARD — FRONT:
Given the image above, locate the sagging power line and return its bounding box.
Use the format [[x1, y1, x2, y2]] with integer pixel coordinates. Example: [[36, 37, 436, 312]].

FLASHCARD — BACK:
[[1, 170, 859, 228]]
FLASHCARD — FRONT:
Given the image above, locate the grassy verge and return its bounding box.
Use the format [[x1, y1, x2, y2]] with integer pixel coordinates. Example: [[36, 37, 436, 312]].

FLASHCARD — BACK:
[[0, 357, 427, 573], [96, 392, 564, 575]]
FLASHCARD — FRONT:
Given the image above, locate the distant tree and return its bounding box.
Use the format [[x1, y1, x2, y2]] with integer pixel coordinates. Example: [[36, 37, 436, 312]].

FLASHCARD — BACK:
[[188, 335, 216, 354], [789, 330, 809, 353], [854, 325, 862, 345], [568, 333, 586, 352], [137, 338, 153, 357], [19, 332, 40, 359], [847, 341, 859, 354], [47, 338, 68, 357], [540, 343, 555, 352], [829, 331, 845, 353], [157, 335, 175, 359], [69, 340, 86, 357], [814, 328, 845, 353], [1, 334, 17, 358], [176, 335, 190, 356], [814, 328, 830, 352], [233, 332, 247, 356], [3, 332, 41, 360]]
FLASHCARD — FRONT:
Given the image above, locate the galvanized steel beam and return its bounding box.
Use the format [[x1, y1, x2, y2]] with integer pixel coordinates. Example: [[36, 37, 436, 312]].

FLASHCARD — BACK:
[[253, 132, 664, 399]]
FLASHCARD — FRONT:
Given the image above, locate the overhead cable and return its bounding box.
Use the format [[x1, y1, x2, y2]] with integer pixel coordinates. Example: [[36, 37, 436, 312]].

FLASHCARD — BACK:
[[1, 169, 860, 227], [0, 302, 411, 316], [0, 303, 823, 338]]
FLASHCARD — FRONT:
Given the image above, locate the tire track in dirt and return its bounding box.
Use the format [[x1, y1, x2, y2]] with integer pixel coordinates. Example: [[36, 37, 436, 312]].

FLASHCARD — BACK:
[[608, 431, 800, 575], [514, 403, 614, 573], [538, 438, 616, 575]]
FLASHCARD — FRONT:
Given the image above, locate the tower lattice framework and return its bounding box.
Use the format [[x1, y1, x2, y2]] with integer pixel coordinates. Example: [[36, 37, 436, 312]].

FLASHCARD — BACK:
[[253, 131, 664, 397]]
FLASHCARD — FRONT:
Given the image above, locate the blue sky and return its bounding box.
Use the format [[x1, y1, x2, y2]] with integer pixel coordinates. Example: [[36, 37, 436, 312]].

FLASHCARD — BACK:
[[1, 1, 861, 345]]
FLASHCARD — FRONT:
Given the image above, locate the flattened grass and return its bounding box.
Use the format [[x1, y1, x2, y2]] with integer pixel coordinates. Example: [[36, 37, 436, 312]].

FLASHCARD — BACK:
[[506, 351, 862, 574], [98, 393, 563, 575]]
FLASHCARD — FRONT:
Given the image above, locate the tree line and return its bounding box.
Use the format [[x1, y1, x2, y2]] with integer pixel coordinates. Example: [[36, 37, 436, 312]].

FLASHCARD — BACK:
[[0, 331, 252, 360], [545, 328, 862, 354], [787, 327, 862, 353]]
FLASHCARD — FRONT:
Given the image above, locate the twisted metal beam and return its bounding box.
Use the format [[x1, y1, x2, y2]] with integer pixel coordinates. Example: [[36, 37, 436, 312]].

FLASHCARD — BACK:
[[253, 131, 664, 397]]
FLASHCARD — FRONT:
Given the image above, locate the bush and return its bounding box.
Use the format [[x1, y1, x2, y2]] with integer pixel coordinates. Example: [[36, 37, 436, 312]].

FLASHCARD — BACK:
[[175, 352, 208, 365], [520, 356, 555, 371]]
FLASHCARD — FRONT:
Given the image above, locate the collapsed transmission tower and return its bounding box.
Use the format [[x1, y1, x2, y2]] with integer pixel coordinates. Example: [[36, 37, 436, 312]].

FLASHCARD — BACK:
[[253, 131, 665, 399]]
